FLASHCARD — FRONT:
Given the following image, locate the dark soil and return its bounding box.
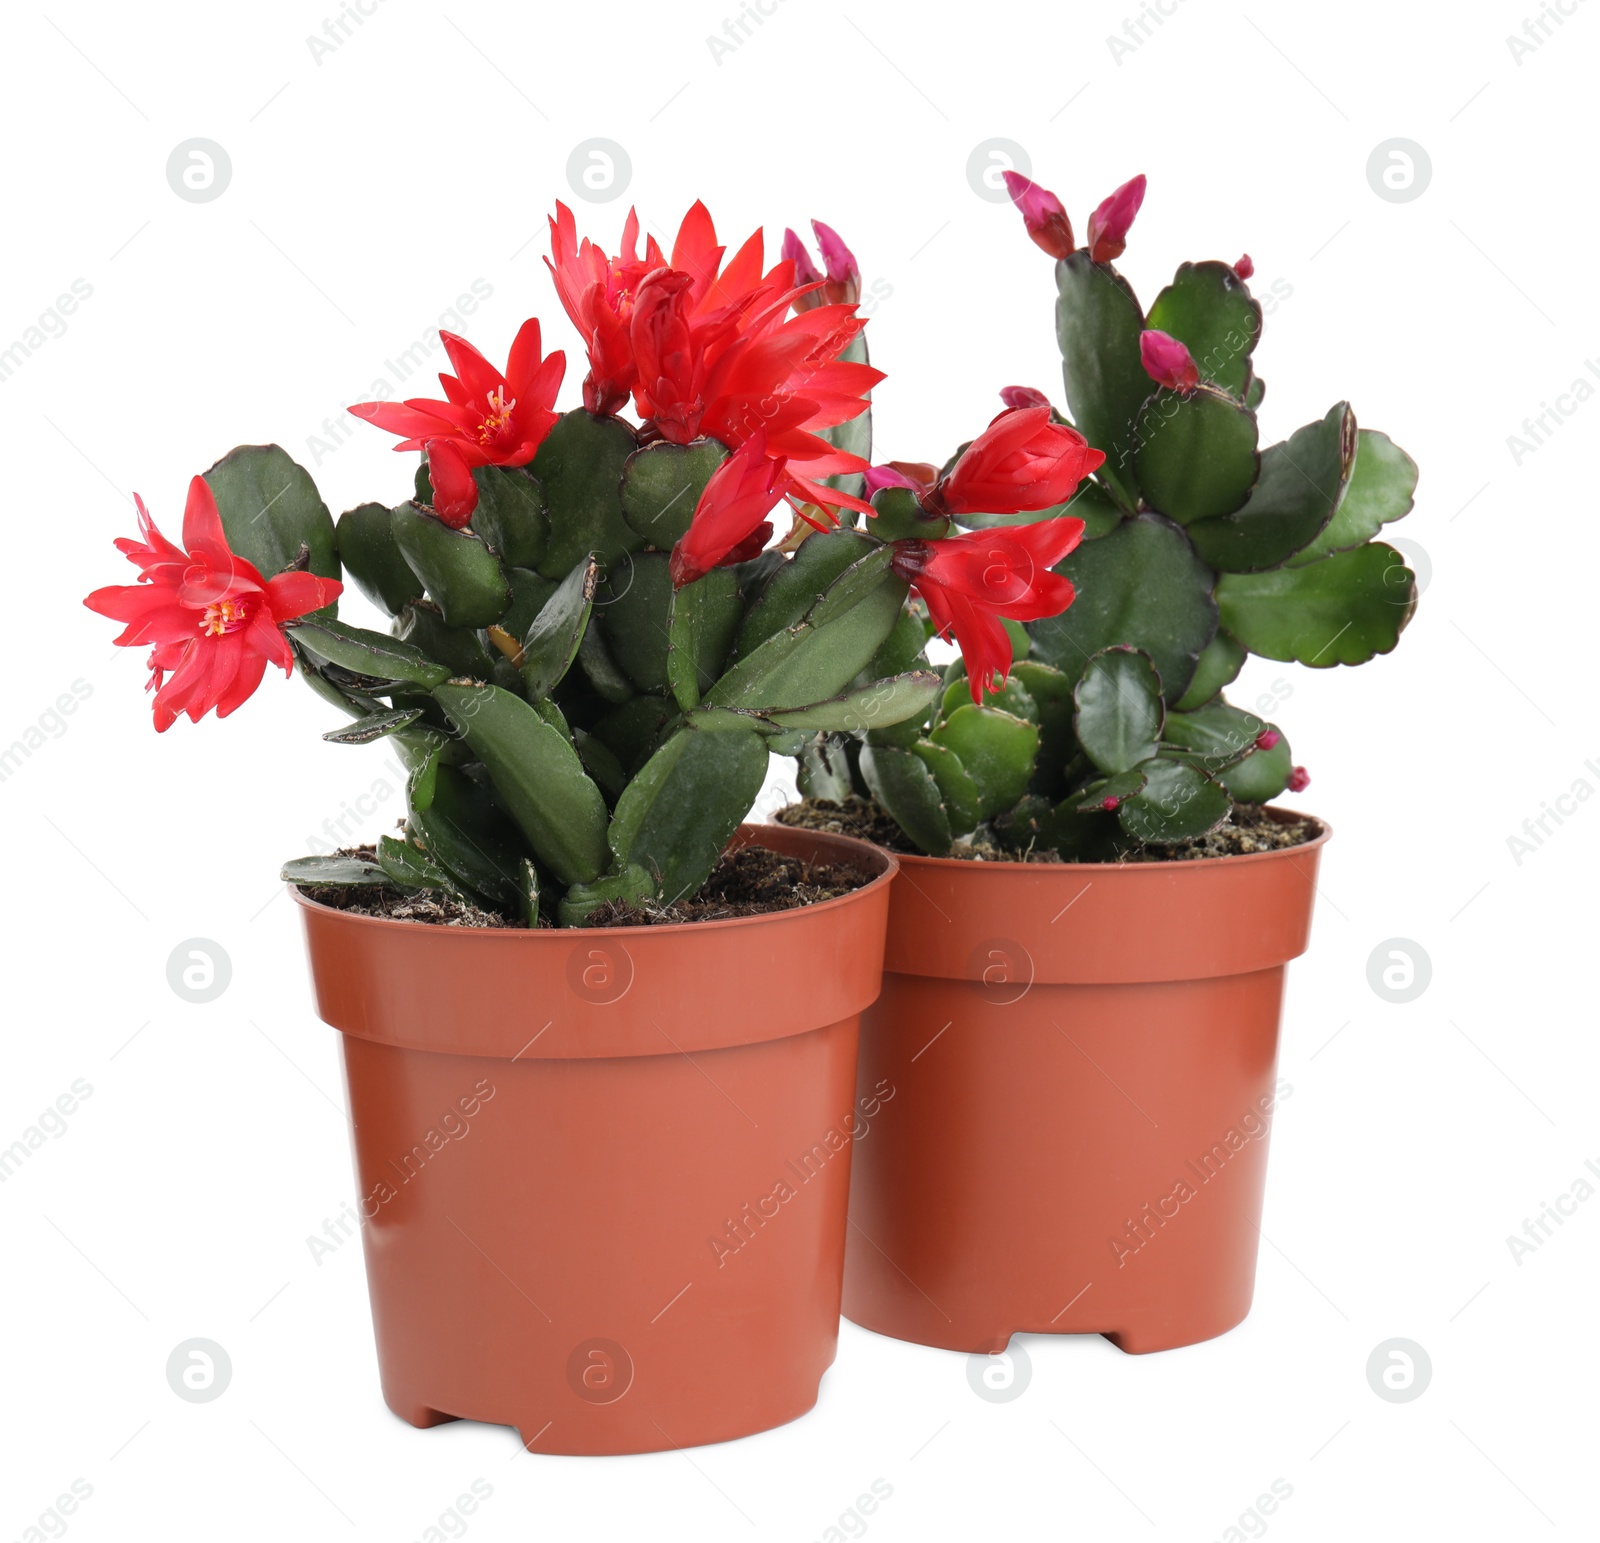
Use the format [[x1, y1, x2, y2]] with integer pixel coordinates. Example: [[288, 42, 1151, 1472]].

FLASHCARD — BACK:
[[294, 843, 870, 928], [324, 890, 514, 925], [1119, 804, 1316, 861], [773, 796, 1316, 863], [586, 845, 869, 927], [772, 796, 919, 853], [299, 849, 516, 928]]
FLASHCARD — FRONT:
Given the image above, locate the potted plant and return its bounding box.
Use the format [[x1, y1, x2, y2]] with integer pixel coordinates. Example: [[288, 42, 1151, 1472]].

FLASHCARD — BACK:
[[83, 200, 1099, 1450], [776, 171, 1419, 1355]]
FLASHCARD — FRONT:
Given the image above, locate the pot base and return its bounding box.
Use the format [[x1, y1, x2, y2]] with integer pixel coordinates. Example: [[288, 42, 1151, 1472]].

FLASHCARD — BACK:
[[844, 1301, 1251, 1357], [384, 1385, 828, 1457]]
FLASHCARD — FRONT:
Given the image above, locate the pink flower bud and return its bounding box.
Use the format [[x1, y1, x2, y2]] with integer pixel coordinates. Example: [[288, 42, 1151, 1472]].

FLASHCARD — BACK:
[[1234, 253, 1255, 280], [811, 220, 856, 284], [999, 385, 1052, 412], [1287, 765, 1311, 793], [781, 228, 822, 288], [1085, 174, 1146, 264], [1101, 795, 1121, 812], [1139, 330, 1200, 392], [811, 219, 859, 304], [1002, 171, 1075, 259], [864, 464, 926, 496], [1254, 728, 1281, 751]]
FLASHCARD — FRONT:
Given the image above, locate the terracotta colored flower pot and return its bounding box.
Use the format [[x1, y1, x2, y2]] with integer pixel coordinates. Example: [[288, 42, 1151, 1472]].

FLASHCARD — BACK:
[[842, 811, 1329, 1356], [293, 823, 895, 1455]]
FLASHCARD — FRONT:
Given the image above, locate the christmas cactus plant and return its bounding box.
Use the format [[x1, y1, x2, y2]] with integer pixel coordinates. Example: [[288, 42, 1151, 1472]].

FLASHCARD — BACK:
[[794, 172, 1419, 859], [85, 200, 1099, 923]]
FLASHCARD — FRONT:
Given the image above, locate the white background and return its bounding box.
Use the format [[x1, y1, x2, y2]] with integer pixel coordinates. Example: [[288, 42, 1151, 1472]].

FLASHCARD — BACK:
[[2, 1, 1595, 1538]]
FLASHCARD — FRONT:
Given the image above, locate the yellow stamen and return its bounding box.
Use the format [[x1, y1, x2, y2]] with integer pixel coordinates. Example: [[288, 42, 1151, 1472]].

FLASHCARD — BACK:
[[477, 385, 517, 443], [203, 599, 248, 636]]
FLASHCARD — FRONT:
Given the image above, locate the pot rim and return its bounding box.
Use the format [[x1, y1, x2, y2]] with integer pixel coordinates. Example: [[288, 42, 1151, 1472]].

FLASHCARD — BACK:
[[287, 822, 899, 940], [890, 804, 1331, 873]]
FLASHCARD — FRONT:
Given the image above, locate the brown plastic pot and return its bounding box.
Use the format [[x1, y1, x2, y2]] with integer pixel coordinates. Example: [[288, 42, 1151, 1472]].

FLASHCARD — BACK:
[[293, 823, 895, 1456], [842, 810, 1329, 1356]]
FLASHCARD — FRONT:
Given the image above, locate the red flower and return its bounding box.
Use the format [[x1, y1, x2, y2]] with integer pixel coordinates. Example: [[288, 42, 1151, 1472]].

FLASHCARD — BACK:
[[84, 477, 342, 732], [550, 199, 778, 409], [1002, 171, 1075, 259], [1254, 728, 1281, 751], [669, 434, 788, 588], [1139, 329, 1200, 392], [546, 202, 666, 414], [891, 520, 1085, 702], [1086, 174, 1146, 264], [550, 200, 880, 518], [1287, 765, 1311, 793], [926, 407, 1104, 518], [1235, 253, 1255, 280], [348, 320, 564, 528], [691, 298, 880, 514], [631, 268, 703, 445]]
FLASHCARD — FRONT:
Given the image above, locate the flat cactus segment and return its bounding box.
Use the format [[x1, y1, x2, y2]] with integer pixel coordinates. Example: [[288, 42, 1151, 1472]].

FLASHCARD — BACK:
[[1217, 541, 1415, 666], [1134, 386, 1259, 526], [530, 409, 642, 578], [1028, 514, 1217, 704], [433, 683, 609, 886], [1145, 260, 1262, 398], [1056, 251, 1148, 508], [1187, 402, 1355, 572], [607, 725, 770, 903], [391, 502, 511, 628]]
